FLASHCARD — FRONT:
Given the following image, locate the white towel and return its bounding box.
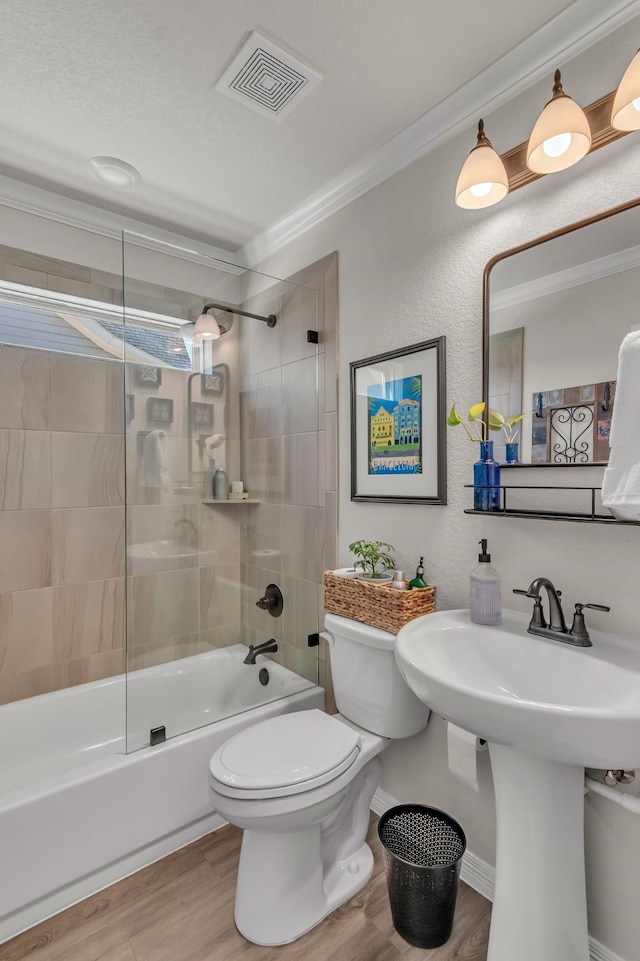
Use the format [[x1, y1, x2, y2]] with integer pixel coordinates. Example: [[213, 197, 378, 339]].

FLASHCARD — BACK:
[[141, 430, 171, 490], [602, 330, 640, 520]]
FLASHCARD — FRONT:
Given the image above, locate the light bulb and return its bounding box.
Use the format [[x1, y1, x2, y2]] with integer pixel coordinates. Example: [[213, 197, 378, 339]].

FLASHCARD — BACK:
[[542, 132, 572, 158], [469, 182, 493, 199]]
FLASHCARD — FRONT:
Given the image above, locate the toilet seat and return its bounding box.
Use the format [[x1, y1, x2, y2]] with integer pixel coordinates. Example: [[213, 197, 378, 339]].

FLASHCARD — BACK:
[[210, 709, 361, 800]]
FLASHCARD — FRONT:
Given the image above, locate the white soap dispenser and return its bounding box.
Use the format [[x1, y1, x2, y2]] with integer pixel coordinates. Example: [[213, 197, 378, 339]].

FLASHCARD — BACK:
[[470, 539, 502, 625]]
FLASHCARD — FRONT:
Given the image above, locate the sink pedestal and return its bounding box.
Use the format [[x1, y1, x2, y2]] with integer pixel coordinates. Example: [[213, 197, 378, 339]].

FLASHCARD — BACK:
[[488, 744, 589, 961]]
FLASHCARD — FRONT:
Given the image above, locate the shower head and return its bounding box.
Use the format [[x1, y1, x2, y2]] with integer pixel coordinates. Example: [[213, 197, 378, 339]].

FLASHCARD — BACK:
[[194, 302, 277, 340]]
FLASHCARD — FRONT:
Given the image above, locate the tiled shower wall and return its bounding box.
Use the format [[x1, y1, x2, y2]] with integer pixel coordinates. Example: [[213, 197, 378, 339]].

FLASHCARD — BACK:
[[240, 253, 338, 689], [0, 347, 126, 704]]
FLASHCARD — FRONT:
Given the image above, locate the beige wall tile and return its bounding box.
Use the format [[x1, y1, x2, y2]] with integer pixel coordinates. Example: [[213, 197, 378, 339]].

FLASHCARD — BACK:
[[246, 504, 282, 573], [0, 429, 51, 509], [281, 284, 319, 366], [0, 262, 48, 287], [282, 643, 319, 684], [130, 568, 199, 647], [0, 587, 53, 674], [52, 507, 125, 585], [324, 491, 338, 572], [48, 275, 120, 304], [199, 564, 242, 631], [281, 506, 324, 582], [199, 624, 242, 650], [50, 353, 124, 433], [244, 436, 283, 503], [0, 664, 56, 705], [0, 346, 50, 430], [325, 412, 337, 492], [282, 357, 318, 434], [52, 577, 125, 661], [52, 648, 125, 688], [0, 509, 51, 591], [283, 433, 319, 506], [51, 432, 124, 507]]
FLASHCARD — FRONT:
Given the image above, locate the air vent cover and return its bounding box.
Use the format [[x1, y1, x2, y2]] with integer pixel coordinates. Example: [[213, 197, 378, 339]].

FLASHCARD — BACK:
[[215, 31, 322, 122]]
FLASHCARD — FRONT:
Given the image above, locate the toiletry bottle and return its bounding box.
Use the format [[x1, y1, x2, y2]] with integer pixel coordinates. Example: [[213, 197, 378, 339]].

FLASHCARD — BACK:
[[409, 557, 427, 589], [391, 570, 407, 590], [470, 539, 501, 625], [213, 465, 228, 500]]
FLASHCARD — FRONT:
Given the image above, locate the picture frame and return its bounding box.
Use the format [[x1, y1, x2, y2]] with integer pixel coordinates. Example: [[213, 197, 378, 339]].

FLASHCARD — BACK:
[[350, 337, 446, 505], [191, 401, 214, 428], [146, 396, 174, 425], [133, 365, 162, 388]]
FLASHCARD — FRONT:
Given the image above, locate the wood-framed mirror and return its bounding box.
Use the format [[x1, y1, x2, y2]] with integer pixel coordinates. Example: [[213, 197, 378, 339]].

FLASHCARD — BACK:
[[483, 196, 640, 466]]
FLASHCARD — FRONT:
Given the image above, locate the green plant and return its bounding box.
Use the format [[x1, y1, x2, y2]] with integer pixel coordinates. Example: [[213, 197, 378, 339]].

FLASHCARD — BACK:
[[447, 402, 528, 443], [348, 540, 396, 578]]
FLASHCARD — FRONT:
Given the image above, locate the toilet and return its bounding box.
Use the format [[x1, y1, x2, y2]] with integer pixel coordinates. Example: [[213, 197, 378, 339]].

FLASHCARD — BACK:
[[208, 612, 430, 945]]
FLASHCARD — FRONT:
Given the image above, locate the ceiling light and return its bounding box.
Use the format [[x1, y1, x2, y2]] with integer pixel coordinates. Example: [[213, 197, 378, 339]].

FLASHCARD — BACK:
[[526, 70, 591, 174], [89, 156, 140, 189], [611, 49, 640, 131], [194, 310, 222, 341], [455, 120, 509, 209]]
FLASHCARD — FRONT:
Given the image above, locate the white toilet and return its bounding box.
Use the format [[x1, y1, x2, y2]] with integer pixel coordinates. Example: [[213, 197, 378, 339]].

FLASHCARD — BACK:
[[208, 612, 430, 945]]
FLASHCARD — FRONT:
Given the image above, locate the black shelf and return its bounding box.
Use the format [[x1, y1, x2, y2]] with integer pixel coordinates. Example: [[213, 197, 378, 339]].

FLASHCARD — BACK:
[[463, 485, 640, 526]]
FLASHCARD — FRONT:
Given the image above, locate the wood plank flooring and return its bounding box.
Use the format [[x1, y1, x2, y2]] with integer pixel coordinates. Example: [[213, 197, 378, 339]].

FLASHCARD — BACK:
[[2, 817, 490, 961]]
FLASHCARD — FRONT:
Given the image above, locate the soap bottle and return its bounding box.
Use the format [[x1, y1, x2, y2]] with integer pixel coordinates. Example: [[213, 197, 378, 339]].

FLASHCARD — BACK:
[[213, 465, 228, 500], [470, 539, 501, 625], [409, 557, 427, 589], [391, 570, 407, 590]]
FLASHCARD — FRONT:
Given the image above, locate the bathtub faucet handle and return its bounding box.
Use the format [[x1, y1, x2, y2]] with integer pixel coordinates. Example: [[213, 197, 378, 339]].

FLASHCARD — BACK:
[[255, 583, 284, 618]]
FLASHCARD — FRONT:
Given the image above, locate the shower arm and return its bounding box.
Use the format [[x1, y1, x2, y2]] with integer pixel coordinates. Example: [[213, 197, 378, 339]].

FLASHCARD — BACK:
[[202, 302, 277, 327]]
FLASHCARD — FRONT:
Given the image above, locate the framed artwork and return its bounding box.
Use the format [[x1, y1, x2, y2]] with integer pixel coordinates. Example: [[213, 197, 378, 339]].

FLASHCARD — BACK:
[[350, 337, 446, 505], [201, 370, 225, 395], [191, 401, 214, 428], [146, 396, 174, 425], [134, 365, 162, 388]]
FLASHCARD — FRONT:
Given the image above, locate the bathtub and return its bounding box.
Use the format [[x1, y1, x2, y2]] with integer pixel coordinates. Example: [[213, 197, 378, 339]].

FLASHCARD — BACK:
[[0, 646, 324, 943]]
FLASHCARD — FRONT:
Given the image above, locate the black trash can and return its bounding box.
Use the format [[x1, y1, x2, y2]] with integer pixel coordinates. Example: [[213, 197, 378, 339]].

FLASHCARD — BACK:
[[378, 804, 466, 949]]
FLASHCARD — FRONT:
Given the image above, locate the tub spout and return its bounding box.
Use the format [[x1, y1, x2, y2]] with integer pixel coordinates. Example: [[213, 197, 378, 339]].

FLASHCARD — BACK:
[[243, 639, 278, 665]]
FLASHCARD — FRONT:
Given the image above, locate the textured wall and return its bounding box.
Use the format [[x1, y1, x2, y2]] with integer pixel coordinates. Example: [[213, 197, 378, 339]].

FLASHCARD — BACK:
[[255, 18, 640, 960]]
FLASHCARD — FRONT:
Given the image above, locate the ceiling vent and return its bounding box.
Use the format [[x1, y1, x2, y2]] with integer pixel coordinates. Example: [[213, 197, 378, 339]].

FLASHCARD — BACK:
[[215, 31, 322, 122]]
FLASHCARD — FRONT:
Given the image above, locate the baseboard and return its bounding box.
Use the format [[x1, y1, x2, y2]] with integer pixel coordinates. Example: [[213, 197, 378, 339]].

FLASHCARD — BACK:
[[371, 789, 625, 961]]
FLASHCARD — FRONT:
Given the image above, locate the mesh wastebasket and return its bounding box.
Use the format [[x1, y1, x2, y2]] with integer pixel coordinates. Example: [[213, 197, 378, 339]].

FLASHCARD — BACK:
[[378, 804, 466, 949]]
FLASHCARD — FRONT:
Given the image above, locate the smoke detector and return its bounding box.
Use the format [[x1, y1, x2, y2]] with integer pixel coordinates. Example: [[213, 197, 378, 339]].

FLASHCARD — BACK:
[[215, 31, 322, 122]]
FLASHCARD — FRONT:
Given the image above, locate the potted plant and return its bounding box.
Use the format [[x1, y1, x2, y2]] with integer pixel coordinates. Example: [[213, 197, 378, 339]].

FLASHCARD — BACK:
[[348, 540, 396, 580]]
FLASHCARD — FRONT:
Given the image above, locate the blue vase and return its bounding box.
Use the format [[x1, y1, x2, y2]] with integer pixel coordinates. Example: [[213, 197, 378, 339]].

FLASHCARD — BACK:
[[505, 441, 519, 464], [474, 441, 501, 511]]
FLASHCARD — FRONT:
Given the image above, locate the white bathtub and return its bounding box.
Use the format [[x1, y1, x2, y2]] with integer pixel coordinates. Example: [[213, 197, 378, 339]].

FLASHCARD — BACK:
[[0, 646, 324, 943]]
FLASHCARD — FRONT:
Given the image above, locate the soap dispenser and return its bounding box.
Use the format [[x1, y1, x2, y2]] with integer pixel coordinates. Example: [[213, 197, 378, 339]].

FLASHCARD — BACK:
[[409, 557, 427, 589], [470, 539, 501, 625]]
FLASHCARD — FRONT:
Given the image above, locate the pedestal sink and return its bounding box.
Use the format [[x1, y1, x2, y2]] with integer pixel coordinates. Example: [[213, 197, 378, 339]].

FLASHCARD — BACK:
[[395, 609, 640, 961]]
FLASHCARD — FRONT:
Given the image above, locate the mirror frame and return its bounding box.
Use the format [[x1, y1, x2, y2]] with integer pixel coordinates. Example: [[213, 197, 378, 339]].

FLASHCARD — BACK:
[[482, 194, 640, 464]]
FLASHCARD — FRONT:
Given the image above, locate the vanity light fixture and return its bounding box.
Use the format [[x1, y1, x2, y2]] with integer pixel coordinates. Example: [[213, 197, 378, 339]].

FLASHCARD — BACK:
[[611, 48, 640, 131], [193, 302, 277, 340], [526, 70, 591, 174], [455, 120, 509, 209], [456, 50, 640, 209]]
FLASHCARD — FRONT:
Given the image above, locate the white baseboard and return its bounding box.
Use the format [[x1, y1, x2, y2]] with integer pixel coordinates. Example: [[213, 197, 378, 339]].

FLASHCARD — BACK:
[[371, 789, 625, 961]]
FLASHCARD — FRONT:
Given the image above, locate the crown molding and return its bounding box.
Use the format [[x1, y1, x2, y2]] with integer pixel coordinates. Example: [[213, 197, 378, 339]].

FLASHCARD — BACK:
[[492, 242, 640, 310], [0, 174, 246, 273], [242, 0, 640, 266]]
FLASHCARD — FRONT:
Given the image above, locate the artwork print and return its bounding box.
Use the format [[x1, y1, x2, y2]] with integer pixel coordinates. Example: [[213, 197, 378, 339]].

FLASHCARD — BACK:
[[367, 375, 422, 474]]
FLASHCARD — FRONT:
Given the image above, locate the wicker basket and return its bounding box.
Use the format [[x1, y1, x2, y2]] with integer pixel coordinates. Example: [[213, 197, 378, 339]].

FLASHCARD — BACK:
[[324, 570, 435, 634]]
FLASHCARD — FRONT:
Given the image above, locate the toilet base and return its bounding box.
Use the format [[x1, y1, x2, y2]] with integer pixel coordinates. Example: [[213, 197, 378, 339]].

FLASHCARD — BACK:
[[235, 837, 374, 945]]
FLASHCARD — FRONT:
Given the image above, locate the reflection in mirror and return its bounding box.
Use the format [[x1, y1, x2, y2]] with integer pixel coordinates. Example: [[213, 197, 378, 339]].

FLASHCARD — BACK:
[[485, 197, 640, 465]]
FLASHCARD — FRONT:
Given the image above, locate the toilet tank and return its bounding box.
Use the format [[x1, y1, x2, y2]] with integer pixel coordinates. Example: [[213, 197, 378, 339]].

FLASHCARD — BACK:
[[323, 613, 430, 738]]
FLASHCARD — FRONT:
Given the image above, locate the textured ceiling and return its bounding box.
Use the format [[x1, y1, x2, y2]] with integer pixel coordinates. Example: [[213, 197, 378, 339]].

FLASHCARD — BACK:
[[0, 0, 582, 250]]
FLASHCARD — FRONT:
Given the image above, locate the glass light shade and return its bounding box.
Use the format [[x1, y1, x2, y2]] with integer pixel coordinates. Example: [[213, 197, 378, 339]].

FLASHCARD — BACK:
[[455, 122, 508, 209], [193, 312, 221, 340], [527, 73, 591, 174], [611, 49, 640, 131]]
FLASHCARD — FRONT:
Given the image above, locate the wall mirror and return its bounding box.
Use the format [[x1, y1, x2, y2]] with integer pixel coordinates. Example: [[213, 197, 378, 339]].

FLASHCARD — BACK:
[[483, 196, 640, 466]]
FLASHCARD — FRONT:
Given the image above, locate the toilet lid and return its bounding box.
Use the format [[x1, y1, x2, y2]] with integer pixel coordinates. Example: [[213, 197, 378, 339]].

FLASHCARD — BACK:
[[210, 709, 361, 798]]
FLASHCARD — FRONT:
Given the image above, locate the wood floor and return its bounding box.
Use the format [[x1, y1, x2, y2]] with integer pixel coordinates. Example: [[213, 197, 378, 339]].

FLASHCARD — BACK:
[[2, 818, 490, 961]]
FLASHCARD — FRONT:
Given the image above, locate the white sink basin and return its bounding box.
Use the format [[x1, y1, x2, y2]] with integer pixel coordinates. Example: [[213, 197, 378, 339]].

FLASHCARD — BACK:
[[396, 608, 640, 768], [395, 608, 640, 961]]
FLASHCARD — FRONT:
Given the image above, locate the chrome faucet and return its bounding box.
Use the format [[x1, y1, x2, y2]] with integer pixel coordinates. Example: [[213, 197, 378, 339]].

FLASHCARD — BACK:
[[243, 638, 278, 665], [513, 577, 610, 647]]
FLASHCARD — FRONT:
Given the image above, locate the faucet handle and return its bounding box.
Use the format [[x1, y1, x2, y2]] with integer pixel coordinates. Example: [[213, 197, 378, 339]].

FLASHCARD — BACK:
[[577, 603, 610, 613], [513, 588, 532, 597]]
